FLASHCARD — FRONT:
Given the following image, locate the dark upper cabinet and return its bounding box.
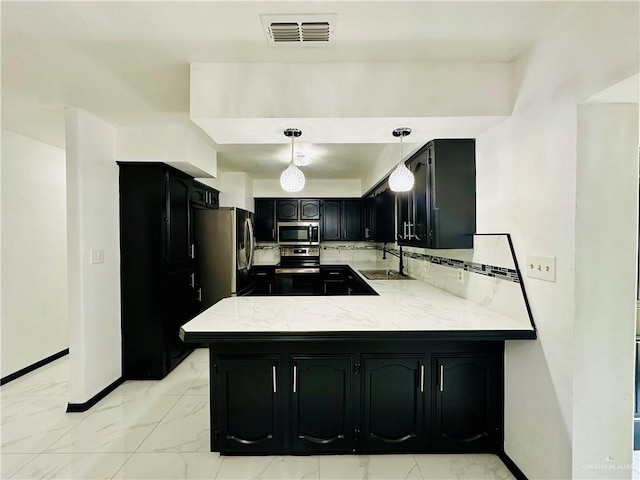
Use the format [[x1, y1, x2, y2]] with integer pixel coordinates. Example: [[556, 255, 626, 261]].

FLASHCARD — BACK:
[[432, 355, 501, 452], [343, 200, 362, 240], [191, 180, 219, 210], [277, 199, 299, 221], [374, 182, 396, 243], [364, 179, 396, 243], [276, 199, 321, 221], [361, 355, 426, 452], [397, 139, 476, 249], [255, 199, 277, 242], [290, 356, 354, 453], [321, 199, 362, 241], [118, 163, 196, 379], [215, 355, 282, 454], [363, 194, 376, 241], [300, 200, 321, 220], [322, 200, 342, 241]]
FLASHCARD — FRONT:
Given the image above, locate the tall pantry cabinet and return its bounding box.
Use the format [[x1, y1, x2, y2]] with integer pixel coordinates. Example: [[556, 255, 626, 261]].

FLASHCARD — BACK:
[[118, 162, 218, 379]]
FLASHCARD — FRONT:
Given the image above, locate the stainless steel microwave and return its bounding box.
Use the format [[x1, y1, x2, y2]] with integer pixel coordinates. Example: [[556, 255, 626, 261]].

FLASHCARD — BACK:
[[277, 221, 320, 246]]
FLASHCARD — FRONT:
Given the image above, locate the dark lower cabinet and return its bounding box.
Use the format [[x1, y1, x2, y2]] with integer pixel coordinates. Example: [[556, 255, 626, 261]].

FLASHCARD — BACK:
[[362, 355, 425, 452], [215, 356, 282, 453], [208, 342, 503, 455], [433, 355, 501, 452], [291, 356, 353, 453]]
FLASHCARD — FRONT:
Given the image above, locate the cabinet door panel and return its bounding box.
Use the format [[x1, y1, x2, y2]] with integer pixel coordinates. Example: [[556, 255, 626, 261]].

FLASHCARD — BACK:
[[433, 356, 500, 451], [343, 200, 362, 240], [300, 200, 320, 220], [255, 199, 276, 241], [411, 151, 429, 247], [217, 356, 281, 453], [277, 200, 298, 221], [291, 356, 353, 452], [322, 201, 341, 241], [362, 356, 424, 451], [166, 173, 192, 270]]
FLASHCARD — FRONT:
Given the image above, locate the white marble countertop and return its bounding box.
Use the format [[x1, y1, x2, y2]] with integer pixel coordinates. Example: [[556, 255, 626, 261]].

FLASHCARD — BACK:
[[181, 261, 534, 339]]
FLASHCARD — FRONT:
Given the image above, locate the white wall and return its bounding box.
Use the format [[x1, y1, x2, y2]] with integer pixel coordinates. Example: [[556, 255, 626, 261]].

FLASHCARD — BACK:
[[1, 130, 68, 377], [116, 125, 217, 178], [65, 108, 121, 404], [573, 103, 638, 478], [476, 3, 639, 478], [253, 178, 362, 198]]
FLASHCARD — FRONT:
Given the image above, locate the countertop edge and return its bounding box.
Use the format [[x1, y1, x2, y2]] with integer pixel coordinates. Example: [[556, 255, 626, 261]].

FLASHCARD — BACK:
[[180, 328, 537, 343]]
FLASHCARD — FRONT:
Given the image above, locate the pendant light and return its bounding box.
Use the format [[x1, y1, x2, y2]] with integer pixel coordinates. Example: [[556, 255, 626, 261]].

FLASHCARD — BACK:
[[280, 128, 305, 193], [388, 127, 414, 192]]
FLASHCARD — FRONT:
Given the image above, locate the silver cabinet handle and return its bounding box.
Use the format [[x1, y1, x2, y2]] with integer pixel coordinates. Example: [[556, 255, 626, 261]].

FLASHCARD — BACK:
[[190, 273, 195, 288], [190, 244, 195, 259], [272, 365, 277, 393], [439, 364, 444, 392], [420, 364, 425, 392], [272, 228, 275, 239], [293, 365, 297, 393], [197, 288, 202, 302], [329, 271, 340, 276]]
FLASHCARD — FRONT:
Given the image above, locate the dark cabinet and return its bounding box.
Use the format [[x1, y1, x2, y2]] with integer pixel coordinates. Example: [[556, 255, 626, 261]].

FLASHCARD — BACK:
[[215, 356, 282, 453], [251, 266, 276, 295], [432, 355, 501, 452], [300, 200, 321, 220], [255, 199, 277, 242], [361, 355, 425, 452], [276, 199, 320, 221], [276, 198, 320, 222], [207, 342, 503, 455], [191, 180, 219, 210], [364, 180, 396, 243], [166, 174, 193, 271], [397, 139, 476, 249], [290, 356, 354, 453], [321, 199, 362, 241], [277, 199, 298, 221], [118, 163, 197, 379]]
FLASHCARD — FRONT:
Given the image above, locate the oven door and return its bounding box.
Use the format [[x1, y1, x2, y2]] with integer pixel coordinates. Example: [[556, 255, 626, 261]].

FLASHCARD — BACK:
[[275, 267, 320, 295], [277, 222, 320, 245]]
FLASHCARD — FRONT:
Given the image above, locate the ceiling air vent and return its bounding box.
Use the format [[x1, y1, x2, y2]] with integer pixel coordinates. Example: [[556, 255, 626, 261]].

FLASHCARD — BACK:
[[261, 14, 336, 46]]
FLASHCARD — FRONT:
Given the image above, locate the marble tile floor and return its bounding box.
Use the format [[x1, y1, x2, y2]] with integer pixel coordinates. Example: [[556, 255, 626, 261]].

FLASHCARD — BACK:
[[1, 349, 518, 480]]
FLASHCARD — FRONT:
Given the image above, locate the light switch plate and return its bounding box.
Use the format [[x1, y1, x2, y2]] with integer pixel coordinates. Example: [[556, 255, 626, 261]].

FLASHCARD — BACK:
[[526, 255, 556, 282], [90, 248, 104, 264]]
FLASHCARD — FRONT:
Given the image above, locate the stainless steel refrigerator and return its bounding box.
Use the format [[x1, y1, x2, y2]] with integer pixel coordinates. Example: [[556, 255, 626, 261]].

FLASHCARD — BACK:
[[194, 207, 255, 309]]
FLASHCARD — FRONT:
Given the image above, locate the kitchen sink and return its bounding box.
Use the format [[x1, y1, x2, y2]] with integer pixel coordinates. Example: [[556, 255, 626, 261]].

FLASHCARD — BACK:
[[359, 269, 414, 280]]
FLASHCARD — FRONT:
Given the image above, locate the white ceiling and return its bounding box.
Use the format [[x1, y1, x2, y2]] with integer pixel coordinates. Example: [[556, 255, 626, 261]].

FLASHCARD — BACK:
[[1, 1, 573, 180]]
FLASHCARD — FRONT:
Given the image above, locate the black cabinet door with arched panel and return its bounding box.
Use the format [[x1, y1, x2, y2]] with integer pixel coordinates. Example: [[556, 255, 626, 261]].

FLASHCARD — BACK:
[[361, 355, 426, 452], [215, 356, 282, 454], [432, 355, 501, 452], [290, 356, 354, 453]]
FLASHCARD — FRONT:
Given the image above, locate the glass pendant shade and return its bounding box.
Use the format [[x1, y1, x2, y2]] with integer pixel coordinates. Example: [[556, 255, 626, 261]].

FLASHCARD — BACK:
[[389, 161, 414, 192], [389, 127, 414, 192], [280, 161, 306, 192]]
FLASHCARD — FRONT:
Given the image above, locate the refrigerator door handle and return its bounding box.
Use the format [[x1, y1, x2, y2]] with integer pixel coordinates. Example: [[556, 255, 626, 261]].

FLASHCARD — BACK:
[[245, 217, 255, 271]]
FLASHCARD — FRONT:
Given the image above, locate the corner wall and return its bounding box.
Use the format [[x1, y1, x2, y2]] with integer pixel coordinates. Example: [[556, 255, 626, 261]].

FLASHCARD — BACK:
[[65, 108, 122, 403], [476, 3, 639, 478], [1, 130, 68, 377]]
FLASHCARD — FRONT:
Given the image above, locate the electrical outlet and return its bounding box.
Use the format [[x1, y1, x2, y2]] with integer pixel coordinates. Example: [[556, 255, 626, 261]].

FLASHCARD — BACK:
[[457, 268, 465, 284], [526, 255, 556, 282], [90, 248, 104, 264]]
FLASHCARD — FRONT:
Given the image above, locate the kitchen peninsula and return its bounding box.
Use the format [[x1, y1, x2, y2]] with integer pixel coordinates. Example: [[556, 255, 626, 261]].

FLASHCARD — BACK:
[[180, 261, 535, 456]]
